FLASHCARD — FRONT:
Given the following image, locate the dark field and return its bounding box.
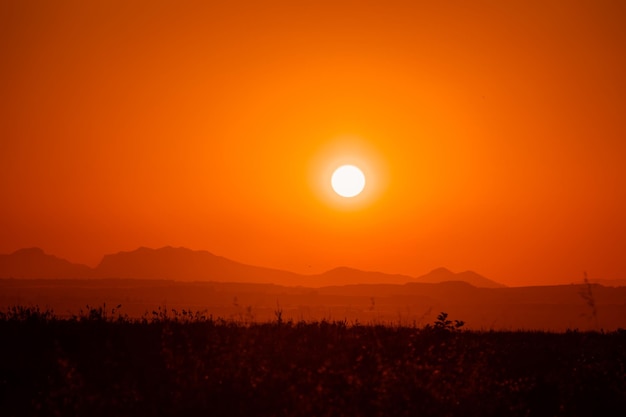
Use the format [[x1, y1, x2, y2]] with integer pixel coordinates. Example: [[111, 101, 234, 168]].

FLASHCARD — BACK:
[[1, 307, 625, 417]]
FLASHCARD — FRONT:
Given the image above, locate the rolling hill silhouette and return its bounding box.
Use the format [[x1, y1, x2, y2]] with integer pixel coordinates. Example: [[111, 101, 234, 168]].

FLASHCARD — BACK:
[[94, 246, 302, 284], [416, 267, 506, 288], [0, 248, 92, 279], [0, 246, 505, 287]]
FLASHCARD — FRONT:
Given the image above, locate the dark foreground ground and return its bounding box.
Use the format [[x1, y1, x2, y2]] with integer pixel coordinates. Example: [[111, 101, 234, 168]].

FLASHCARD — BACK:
[[1, 307, 625, 417]]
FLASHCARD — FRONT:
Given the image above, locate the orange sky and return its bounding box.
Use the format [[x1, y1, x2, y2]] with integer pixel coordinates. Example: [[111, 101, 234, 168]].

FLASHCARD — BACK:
[[2, 1, 625, 286]]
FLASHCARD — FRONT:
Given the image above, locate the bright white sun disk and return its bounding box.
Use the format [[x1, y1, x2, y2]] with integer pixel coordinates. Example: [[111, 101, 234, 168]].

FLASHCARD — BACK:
[[331, 165, 366, 197]]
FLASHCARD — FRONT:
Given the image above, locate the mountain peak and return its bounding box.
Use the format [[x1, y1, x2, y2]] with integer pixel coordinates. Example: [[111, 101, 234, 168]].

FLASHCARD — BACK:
[[0, 248, 91, 279], [417, 268, 505, 288], [428, 267, 454, 276], [95, 246, 264, 281], [12, 247, 46, 256]]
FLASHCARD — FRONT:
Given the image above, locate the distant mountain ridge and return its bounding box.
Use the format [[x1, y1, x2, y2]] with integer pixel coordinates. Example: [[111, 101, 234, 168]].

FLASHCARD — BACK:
[[95, 246, 302, 284], [0, 246, 505, 287], [0, 248, 92, 279], [416, 267, 506, 288]]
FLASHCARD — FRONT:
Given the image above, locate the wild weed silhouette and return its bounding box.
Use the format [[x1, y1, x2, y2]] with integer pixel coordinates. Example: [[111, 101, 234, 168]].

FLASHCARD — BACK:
[[580, 272, 600, 329]]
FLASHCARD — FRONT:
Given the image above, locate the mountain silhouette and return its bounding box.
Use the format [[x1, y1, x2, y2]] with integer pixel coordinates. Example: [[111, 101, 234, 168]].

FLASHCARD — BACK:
[[0, 248, 93, 279], [309, 266, 415, 286], [416, 267, 505, 288], [0, 246, 505, 288], [94, 246, 302, 284]]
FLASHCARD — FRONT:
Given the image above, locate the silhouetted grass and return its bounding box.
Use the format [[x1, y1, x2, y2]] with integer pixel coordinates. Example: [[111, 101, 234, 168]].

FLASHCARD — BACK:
[[1, 306, 625, 416]]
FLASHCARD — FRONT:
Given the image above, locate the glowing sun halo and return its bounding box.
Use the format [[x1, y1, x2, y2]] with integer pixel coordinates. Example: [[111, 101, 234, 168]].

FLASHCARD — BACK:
[[331, 165, 366, 198]]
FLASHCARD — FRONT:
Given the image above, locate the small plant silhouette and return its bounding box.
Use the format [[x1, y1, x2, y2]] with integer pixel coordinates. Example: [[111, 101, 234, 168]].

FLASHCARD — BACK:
[[433, 312, 465, 332], [274, 302, 283, 325], [579, 271, 599, 329]]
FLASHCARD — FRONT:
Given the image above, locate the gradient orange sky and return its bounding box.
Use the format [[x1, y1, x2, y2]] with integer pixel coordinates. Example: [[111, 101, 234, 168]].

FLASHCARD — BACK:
[[2, 1, 625, 286]]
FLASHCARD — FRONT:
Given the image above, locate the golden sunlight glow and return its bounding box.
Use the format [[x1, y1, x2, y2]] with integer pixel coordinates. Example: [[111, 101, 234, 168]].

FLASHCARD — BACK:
[[331, 165, 366, 198]]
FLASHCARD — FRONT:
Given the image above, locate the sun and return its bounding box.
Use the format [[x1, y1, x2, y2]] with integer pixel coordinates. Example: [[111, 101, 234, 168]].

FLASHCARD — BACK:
[[331, 165, 366, 198]]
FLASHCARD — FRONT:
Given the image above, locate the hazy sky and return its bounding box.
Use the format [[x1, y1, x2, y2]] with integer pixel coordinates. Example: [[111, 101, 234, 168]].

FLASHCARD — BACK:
[[2, 0, 625, 286]]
